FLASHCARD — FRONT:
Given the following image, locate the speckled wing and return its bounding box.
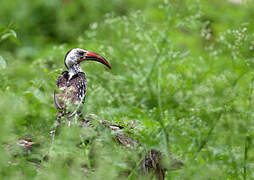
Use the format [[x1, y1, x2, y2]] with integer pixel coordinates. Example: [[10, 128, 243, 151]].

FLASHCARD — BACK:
[[54, 71, 87, 111], [71, 72, 87, 104]]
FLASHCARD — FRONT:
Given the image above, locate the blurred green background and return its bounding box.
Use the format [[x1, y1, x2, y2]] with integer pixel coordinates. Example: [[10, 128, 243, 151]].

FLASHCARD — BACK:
[[1, 0, 254, 179]]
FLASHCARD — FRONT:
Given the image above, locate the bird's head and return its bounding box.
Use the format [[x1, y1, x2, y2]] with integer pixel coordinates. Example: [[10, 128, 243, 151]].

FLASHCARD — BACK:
[[64, 48, 111, 70]]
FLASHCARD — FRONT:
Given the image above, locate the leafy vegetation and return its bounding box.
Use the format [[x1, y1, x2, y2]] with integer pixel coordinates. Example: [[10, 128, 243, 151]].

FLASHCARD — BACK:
[[1, 0, 254, 179]]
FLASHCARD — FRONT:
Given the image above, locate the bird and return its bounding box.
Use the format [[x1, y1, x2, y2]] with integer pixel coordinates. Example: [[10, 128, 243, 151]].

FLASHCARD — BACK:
[[54, 48, 111, 125]]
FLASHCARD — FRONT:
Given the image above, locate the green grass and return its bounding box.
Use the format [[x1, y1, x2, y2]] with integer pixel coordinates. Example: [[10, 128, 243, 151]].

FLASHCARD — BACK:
[[0, 0, 254, 179]]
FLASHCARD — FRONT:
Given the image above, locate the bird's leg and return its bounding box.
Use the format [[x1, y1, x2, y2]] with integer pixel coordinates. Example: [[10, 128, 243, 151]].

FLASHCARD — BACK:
[[57, 111, 64, 124], [66, 113, 71, 126], [73, 111, 84, 125], [73, 113, 78, 125], [50, 111, 64, 138], [67, 111, 76, 126], [77, 111, 84, 121]]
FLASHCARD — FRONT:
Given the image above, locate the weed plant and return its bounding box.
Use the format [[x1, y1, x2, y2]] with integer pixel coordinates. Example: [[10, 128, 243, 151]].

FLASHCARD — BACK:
[[0, 0, 254, 179]]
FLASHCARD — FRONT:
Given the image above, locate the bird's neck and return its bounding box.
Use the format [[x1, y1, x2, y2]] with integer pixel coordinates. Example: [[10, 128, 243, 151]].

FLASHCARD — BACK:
[[68, 64, 83, 80]]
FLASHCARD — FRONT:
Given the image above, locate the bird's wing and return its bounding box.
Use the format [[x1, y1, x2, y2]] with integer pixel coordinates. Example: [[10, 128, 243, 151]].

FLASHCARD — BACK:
[[71, 72, 87, 104], [54, 71, 69, 110], [54, 71, 87, 111], [56, 71, 69, 89]]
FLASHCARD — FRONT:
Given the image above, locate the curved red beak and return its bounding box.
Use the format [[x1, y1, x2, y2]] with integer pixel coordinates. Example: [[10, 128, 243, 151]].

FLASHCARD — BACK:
[[84, 51, 111, 69]]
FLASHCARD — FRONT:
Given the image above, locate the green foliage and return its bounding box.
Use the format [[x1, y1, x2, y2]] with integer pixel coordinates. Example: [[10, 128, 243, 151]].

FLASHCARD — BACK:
[[1, 0, 254, 179], [0, 26, 20, 45]]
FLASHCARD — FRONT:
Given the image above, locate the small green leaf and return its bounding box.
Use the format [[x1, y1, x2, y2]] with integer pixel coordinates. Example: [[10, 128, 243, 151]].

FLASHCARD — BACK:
[[1, 29, 20, 45]]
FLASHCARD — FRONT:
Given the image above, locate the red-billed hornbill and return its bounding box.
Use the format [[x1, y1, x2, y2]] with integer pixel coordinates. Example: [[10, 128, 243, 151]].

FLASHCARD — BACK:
[[54, 48, 111, 124]]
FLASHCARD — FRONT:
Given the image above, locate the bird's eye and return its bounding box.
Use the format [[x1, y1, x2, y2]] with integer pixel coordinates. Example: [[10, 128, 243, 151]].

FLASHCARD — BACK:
[[78, 52, 84, 56]]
